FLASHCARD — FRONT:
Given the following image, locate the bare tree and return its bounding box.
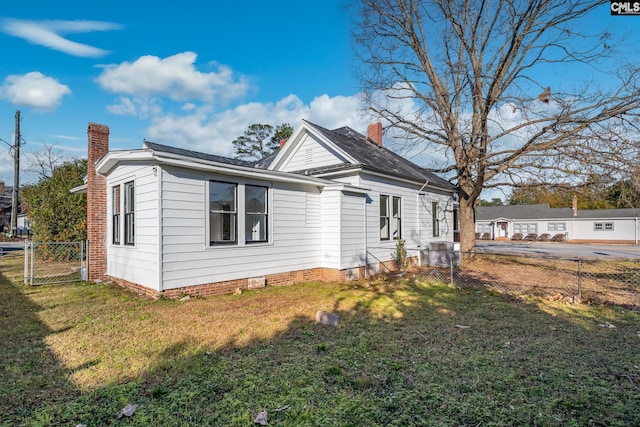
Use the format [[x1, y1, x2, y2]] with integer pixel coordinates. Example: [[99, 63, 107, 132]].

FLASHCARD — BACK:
[[24, 143, 71, 179], [354, 0, 640, 251]]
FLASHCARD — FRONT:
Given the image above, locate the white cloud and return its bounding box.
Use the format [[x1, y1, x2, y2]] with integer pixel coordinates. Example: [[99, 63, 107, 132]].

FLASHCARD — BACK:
[[144, 93, 370, 157], [1, 18, 121, 58], [97, 52, 250, 110], [0, 72, 71, 110]]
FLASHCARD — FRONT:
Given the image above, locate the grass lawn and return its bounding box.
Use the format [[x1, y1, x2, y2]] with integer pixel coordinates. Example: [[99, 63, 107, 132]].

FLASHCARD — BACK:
[[1, 251, 640, 426]]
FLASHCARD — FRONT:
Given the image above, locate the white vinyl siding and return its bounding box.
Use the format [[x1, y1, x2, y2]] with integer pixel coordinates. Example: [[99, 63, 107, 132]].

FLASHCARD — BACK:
[[106, 163, 159, 290], [340, 192, 366, 269], [159, 167, 323, 290]]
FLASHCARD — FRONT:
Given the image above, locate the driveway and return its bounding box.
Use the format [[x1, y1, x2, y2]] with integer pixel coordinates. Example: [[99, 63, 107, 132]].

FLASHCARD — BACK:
[[475, 241, 640, 260]]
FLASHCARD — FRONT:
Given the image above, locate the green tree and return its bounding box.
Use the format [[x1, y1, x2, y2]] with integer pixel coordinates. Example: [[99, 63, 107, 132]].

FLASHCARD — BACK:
[[232, 123, 293, 161], [354, 0, 640, 251], [478, 198, 504, 206], [22, 159, 87, 242], [271, 123, 294, 147]]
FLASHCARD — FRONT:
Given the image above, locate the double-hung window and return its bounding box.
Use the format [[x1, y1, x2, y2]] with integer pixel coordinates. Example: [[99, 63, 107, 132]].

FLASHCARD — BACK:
[[594, 222, 614, 231], [380, 195, 390, 240], [112, 185, 120, 244], [548, 222, 566, 232], [210, 181, 237, 244], [245, 185, 268, 243], [380, 195, 402, 240], [124, 181, 135, 245]]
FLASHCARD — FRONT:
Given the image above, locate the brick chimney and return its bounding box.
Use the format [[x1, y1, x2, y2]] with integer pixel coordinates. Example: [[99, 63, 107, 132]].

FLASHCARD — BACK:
[[279, 138, 288, 148], [572, 194, 578, 217], [87, 123, 109, 281], [0, 181, 4, 195], [367, 122, 383, 147]]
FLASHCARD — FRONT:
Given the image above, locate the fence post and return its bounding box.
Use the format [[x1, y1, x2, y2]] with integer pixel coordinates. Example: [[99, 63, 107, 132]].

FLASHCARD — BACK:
[[450, 252, 454, 286], [577, 259, 582, 299], [30, 241, 35, 286], [23, 240, 29, 285]]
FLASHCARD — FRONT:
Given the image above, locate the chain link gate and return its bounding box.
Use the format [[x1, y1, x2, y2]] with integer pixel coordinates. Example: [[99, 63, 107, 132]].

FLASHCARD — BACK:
[[23, 240, 87, 286]]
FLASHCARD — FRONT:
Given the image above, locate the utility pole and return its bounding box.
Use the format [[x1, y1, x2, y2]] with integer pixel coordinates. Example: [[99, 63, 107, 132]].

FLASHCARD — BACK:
[[10, 110, 20, 238]]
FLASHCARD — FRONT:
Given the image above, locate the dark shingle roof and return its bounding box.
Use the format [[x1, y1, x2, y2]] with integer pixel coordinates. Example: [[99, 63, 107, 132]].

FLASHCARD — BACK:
[[303, 121, 453, 191], [476, 204, 640, 220], [143, 141, 254, 167]]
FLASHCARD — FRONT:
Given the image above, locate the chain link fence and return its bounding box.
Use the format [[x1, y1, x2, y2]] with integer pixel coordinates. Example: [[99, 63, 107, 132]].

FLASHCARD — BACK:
[[407, 251, 640, 308], [23, 240, 87, 286]]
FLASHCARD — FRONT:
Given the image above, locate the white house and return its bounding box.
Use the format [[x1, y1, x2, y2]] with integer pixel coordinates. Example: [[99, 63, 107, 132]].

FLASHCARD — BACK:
[[84, 120, 456, 297], [475, 203, 640, 244]]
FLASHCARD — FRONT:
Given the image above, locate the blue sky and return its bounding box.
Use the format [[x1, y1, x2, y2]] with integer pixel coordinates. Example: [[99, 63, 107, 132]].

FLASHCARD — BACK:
[[0, 0, 367, 184], [0, 1, 635, 189]]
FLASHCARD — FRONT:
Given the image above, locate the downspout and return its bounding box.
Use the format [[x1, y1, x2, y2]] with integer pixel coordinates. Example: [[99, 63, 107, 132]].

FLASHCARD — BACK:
[[363, 194, 368, 279], [416, 181, 429, 267], [156, 165, 163, 292]]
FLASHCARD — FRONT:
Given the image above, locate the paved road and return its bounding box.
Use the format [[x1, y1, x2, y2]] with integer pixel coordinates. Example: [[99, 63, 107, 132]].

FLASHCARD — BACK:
[[475, 241, 640, 260]]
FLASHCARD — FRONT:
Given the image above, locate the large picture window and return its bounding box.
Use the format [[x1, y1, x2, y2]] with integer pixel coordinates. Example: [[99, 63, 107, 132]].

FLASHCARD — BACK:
[[245, 185, 268, 243], [112, 185, 120, 244], [210, 181, 237, 244], [380, 195, 402, 240], [124, 181, 135, 245]]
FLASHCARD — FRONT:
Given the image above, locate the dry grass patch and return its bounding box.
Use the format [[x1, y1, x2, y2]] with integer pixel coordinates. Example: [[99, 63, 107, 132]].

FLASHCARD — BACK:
[[2, 251, 640, 426]]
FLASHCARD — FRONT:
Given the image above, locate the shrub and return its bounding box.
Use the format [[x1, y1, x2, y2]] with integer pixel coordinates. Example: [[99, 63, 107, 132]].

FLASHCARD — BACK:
[[524, 233, 538, 241], [475, 232, 481, 239], [392, 239, 409, 270], [538, 233, 551, 241], [551, 233, 566, 242], [511, 233, 524, 241], [481, 232, 491, 240]]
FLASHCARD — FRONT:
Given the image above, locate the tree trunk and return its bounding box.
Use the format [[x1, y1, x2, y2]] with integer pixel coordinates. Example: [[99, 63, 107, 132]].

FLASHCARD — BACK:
[[458, 197, 476, 253]]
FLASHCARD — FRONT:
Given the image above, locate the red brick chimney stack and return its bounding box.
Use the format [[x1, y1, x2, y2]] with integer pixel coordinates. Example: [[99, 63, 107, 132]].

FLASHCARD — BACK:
[[572, 194, 578, 217], [279, 138, 288, 148], [87, 123, 109, 281], [367, 122, 383, 147]]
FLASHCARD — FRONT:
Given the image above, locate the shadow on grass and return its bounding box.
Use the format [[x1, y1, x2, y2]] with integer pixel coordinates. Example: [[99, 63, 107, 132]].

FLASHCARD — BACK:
[[1, 260, 640, 426], [0, 255, 81, 422]]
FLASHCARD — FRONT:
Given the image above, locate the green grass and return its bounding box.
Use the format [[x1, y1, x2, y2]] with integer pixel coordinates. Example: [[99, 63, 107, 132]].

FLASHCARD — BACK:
[[1, 251, 640, 426]]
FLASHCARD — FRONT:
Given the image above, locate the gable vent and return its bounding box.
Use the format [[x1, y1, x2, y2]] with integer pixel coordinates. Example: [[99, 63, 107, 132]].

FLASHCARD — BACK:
[[305, 148, 313, 164]]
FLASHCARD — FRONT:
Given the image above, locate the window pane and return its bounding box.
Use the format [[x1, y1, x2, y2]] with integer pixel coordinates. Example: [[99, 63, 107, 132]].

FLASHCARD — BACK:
[[392, 197, 401, 217], [432, 202, 439, 237], [211, 213, 236, 242], [246, 214, 267, 241], [210, 182, 236, 212], [380, 218, 389, 240], [380, 195, 389, 217], [246, 185, 267, 213]]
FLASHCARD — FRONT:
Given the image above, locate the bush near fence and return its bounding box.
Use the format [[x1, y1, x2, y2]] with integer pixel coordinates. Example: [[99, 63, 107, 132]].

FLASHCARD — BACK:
[[409, 251, 640, 308]]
